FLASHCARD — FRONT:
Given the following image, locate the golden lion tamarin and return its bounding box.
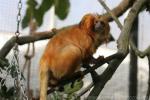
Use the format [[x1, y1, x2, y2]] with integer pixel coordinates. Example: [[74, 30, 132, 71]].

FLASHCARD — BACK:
[[39, 13, 113, 100]]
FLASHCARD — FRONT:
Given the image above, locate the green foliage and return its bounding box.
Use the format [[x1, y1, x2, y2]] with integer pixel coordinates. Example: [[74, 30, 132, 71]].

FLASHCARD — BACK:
[[0, 58, 25, 99], [64, 80, 83, 94], [22, 0, 38, 28], [0, 85, 15, 99], [0, 57, 9, 70], [64, 80, 83, 100], [55, 0, 70, 20], [49, 80, 83, 100], [22, 0, 70, 29]]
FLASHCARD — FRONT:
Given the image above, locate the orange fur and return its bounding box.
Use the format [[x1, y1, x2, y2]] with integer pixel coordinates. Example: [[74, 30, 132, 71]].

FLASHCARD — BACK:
[[39, 13, 111, 100]]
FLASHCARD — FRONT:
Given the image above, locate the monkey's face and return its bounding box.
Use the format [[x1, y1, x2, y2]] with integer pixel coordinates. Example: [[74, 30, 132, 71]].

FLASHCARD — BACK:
[[94, 18, 106, 32], [94, 15, 114, 44], [80, 13, 114, 44], [79, 14, 106, 31]]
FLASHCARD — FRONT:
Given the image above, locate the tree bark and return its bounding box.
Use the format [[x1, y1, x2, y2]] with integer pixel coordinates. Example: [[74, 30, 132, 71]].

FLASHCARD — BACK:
[[129, 16, 138, 100]]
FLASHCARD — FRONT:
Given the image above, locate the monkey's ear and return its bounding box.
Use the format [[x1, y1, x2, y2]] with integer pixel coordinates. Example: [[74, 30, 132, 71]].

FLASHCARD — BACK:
[[108, 33, 115, 42], [79, 17, 86, 29], [79, 17, 94, 31]]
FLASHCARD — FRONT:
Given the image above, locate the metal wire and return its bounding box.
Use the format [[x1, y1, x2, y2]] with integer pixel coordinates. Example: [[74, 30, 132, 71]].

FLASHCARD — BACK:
[[13, 0, 28, 99], [15, 0, 22, 36]]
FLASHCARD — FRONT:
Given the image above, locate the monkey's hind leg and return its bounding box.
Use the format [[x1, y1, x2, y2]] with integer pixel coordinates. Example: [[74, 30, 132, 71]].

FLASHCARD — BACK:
[[40, 64, 49, 100]]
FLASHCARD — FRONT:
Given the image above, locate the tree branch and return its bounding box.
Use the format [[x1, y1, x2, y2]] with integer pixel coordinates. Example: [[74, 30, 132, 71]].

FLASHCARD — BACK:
[[117, 0, 145, 55], [130, 40, 150, 58], [0, 31, 55, 58], [146, 56, 150, 100], [102, 0, 135, 22], [129, 34, 150, 100], [98, 0, 123, 29]]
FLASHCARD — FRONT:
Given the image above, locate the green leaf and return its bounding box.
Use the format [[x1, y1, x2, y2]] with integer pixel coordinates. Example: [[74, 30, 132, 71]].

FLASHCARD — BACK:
[[6, 87, 15, 98], [64, 80, 83, 94], [22, 0, 38, 29], [55, 0, 70, 20], [1, 85, 7, 95], [34, 0, 54, 26], [38, 0, 54, 13], [0, 58, 9, 70], [22, 8, 31, 28], [27, 0, 38, 10]]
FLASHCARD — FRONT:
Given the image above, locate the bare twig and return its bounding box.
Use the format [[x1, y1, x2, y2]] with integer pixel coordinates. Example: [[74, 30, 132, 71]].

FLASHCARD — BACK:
[[102, 0, 135, 21], [98, 0, 123, 29], [130, 40, 150, 58]]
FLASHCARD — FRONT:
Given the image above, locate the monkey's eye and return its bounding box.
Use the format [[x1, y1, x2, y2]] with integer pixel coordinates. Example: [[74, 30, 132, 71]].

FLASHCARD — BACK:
[[94, 20, 99, 24]]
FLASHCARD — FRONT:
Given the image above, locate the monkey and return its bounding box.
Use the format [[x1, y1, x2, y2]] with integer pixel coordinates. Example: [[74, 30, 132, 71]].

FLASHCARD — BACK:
[[39, 13, 114, 100]]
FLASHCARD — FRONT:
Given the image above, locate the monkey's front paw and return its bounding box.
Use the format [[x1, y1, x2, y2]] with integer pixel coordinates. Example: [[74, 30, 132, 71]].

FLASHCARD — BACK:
[[90, 56, 105, 64], [97, 56, 105, 62]]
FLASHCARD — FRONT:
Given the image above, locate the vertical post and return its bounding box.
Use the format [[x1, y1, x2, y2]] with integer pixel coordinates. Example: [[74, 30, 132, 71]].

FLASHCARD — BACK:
[[49, 6, 55, 29], [129, 16, 138, 100], [146, 56, 150, 100]]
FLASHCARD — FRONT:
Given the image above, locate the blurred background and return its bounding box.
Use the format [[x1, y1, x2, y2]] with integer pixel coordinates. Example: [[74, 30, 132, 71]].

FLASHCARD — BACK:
[[0, 0, 150, 99]]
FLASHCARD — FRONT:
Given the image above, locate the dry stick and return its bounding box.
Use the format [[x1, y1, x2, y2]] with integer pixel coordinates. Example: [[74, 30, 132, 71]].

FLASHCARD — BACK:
[[0, 31, 55, 58], [102, 0, 135, 22], [130, 40, 150, 58], [87, 0, 146, 99], [98, 0, 123, 29]]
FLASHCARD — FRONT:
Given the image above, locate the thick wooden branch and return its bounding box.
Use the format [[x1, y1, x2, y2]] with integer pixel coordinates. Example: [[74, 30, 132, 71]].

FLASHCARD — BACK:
[[117, 0, 145, 55], [102, 0, 135, 21], [0, 31, 55, 58], [146, 56, 150, 100], [130, 38, 150, 100], [98, 0, 123, 29]]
